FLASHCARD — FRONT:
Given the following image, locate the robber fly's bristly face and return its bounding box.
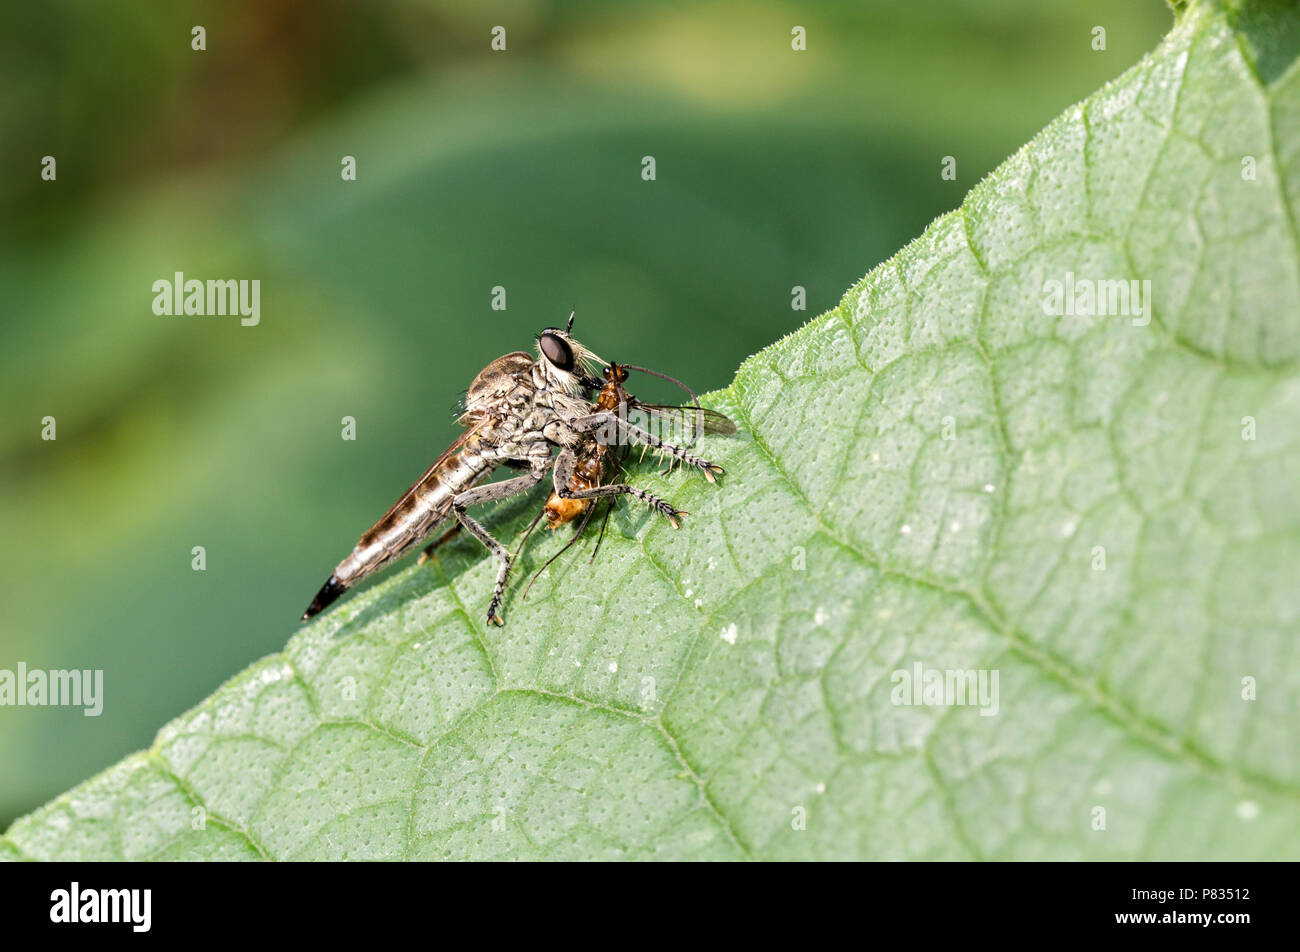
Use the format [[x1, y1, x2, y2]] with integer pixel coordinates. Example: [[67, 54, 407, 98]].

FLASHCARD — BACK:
[[536, 327, 602, 395]]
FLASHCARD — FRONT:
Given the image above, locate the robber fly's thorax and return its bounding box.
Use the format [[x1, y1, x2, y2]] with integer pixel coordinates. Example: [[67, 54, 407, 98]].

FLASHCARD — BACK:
[[462, 351, 534, 425]]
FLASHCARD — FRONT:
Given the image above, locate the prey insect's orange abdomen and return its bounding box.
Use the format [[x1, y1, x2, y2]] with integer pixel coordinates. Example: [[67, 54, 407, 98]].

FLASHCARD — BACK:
[[544, 451, 602, 527]]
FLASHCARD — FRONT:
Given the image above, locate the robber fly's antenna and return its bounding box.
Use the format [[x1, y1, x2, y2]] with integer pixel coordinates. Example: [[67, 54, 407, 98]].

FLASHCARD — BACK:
[[566, 311, 575, 334]]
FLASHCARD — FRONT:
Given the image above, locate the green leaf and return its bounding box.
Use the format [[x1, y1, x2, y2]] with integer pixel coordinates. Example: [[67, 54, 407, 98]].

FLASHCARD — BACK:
[[6, 0, 1299, 860]]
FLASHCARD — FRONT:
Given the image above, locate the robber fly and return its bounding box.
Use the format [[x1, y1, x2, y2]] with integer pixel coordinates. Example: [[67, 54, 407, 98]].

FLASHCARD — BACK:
[[514, 360, 736, 599], [301, 317, 731, 625]]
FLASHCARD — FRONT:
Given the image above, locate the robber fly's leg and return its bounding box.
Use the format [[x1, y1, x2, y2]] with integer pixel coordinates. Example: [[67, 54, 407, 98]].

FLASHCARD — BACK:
[[573, 412, 724, 482], [553, 449, 686, 528], [450, 469, 546, 626]]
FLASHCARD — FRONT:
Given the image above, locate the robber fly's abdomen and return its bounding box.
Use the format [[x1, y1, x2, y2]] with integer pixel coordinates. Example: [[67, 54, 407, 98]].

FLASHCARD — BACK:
[[349, 453, 486, 575], [302, 443, 491, 619]]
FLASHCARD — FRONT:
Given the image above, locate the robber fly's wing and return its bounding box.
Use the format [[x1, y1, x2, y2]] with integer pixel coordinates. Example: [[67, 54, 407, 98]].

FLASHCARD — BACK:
[[363, 416, 492, 532], [301, 416, 499, 620], [627, 401, 738, 437]]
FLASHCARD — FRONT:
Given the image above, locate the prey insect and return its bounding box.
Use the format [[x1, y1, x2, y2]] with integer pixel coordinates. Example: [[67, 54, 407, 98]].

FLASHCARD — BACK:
[[516, 360, 736, 600], [301, 318, 733, 625]]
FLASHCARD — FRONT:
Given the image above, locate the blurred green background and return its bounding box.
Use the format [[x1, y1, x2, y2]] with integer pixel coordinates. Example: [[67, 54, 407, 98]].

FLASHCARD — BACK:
[[0, 0, 1170, 826]]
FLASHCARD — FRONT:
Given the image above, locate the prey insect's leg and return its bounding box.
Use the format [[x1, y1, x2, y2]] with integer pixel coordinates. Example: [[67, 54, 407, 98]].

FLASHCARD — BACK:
[[520, 502, 597, 603], [451, 469, 547, 626], [589, 499, 615, 564], [416, 524, 462, 564], [553, 449, 686, 529], [589, 449, 627, 563], [573, 412, 724, 482]]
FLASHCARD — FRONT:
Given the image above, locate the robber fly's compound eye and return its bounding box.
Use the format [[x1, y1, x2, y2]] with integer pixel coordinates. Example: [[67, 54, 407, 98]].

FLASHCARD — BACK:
[[539, 332, 575, 372]]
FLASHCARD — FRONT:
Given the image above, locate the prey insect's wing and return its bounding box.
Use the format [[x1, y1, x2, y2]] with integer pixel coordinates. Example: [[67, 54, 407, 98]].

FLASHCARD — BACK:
[[625, 401, 738, 437]]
